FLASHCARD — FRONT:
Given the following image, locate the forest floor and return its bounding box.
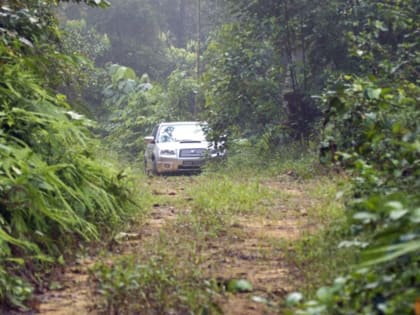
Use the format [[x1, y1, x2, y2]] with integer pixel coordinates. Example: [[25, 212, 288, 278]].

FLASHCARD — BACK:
[[31, 172, 344, 315]]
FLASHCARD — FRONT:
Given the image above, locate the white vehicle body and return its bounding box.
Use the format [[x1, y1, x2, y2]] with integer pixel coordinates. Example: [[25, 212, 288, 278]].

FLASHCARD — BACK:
[[144, 121, 225, 175]]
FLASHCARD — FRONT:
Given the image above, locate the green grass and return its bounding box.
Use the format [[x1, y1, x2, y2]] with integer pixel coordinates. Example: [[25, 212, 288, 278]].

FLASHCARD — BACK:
[[91, 250, 221, 315], [279, 223, 355, 295]]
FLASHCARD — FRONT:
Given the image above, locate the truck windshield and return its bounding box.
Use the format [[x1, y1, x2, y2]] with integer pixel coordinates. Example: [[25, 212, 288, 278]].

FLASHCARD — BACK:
[[158, 124, 206, 143]]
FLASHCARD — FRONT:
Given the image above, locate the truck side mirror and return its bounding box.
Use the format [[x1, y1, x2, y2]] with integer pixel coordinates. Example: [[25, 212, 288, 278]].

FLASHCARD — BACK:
[[144, 136, 155, 144]]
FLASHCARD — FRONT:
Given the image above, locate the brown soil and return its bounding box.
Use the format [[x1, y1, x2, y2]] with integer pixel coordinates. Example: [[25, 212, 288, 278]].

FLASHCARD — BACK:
[[30, 175, 318, 315]]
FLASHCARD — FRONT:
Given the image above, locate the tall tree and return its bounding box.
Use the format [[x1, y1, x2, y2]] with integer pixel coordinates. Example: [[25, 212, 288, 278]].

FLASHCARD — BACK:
[[203, 20, 284, 142]]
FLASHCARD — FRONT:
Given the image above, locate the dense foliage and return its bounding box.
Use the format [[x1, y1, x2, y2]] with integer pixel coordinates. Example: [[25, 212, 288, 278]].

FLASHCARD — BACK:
[[0, 0, 136, 310], [203, 21, 285, 144], [95, 57, 199, 160], [98, 64, 159, 158], [203, 0, 349, 145], [286, 1, 420, 314]]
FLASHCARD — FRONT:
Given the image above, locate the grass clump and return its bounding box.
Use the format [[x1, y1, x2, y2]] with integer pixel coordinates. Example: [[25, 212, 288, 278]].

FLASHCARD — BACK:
[[92, 236, 221, 315], [190, 175, 272, 215], [177, 174, 274, 238]]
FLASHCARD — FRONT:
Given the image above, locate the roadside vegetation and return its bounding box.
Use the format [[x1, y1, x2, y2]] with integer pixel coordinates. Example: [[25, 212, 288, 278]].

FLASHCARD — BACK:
[[0, 0, 142, 311]]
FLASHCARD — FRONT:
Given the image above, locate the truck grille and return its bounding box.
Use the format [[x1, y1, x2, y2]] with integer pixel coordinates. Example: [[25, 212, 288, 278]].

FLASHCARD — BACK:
[[179, 148, 207, 158]]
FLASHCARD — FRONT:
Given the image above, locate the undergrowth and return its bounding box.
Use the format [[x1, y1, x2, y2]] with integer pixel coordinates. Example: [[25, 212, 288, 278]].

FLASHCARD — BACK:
[[91, 252, 221, 315], [204, 141, 322, 179], [0, 30, 147, 311]]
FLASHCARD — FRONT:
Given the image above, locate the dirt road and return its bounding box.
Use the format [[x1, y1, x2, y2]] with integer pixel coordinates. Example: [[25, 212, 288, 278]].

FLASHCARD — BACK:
[[33, 174, 333, 315]]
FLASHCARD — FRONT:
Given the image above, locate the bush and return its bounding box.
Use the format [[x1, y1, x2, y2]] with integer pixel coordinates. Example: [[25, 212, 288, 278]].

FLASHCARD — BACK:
[[288, 1, 420, 313], [0, 3, 138, 308]]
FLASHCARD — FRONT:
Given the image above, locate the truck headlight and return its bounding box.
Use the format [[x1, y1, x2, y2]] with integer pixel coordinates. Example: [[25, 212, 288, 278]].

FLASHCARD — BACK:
[[160, 149, 176, 156]]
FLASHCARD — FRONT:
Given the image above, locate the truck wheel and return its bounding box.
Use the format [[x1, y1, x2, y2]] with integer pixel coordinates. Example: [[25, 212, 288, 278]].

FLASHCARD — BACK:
[[144, 159, 152, 176], [152, 159, 159, 176]]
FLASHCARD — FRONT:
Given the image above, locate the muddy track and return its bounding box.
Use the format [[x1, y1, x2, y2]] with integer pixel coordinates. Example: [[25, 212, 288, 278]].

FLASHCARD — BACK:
[[31, 175, 315, 315]]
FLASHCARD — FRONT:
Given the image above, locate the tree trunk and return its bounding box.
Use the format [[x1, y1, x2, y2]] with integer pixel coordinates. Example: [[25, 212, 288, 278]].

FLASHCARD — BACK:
[[178, 0, 186, 47]]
